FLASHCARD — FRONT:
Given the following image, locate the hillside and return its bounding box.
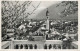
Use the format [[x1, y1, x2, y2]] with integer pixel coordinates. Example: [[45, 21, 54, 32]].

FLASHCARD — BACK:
[[29, 3, 78, 20]]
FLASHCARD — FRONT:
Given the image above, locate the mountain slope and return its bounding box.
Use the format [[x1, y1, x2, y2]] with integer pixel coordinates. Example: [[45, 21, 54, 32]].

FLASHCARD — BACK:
[[30, 3, 78, 20]]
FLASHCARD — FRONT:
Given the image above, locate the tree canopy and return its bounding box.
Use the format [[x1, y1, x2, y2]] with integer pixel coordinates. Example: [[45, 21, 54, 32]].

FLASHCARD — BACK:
[[2, 1, 41, 28], [56, 1, 78, 17]]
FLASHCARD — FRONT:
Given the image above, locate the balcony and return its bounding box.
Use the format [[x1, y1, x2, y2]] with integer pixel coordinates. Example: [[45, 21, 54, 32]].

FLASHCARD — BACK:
[[2, 40, 78, 49]]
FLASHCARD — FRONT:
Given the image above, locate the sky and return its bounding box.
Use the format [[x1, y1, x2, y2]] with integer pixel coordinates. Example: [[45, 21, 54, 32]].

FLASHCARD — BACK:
[[26, 1, 60, 19], [26, 1, 78, 20], [2, 1, 77, 20]]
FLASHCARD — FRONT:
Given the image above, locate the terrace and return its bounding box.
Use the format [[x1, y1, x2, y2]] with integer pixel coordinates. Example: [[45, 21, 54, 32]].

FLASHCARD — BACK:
[[2, 40, 78, 49]]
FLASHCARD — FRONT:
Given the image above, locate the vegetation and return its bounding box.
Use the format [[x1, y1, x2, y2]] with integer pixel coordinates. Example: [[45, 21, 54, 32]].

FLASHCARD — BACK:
[[57, 1, 78, 17]]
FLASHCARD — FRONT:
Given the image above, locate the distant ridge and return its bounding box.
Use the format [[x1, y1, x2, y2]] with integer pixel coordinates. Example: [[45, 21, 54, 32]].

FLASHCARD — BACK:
[[30, 3, 78, 20]]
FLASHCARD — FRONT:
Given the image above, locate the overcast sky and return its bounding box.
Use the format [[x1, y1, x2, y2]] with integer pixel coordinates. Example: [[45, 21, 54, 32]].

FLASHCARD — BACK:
[[27, 1, 60, 19]]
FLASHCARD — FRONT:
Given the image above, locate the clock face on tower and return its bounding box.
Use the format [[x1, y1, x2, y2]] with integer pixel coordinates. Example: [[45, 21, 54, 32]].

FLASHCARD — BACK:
[[47, 17, 49, 19]]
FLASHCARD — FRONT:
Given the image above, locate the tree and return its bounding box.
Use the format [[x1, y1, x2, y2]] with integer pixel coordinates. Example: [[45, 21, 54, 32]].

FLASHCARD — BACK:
[[1, 1, 32, 28], [2, 1, 41, 28], [56, 1, 78, 17]]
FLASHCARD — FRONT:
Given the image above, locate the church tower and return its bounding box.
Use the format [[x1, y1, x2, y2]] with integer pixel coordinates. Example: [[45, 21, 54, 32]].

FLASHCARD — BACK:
[[46, 8, 50, 32]]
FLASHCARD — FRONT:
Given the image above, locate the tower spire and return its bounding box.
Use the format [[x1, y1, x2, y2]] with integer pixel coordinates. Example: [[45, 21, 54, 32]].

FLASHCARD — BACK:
[[46, 8, 49, 17], [46, 8, 50, 32]]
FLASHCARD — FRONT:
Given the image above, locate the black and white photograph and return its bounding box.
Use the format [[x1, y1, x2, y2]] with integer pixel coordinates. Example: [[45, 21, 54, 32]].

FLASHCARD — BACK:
[[1, 1, 78, 49]]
